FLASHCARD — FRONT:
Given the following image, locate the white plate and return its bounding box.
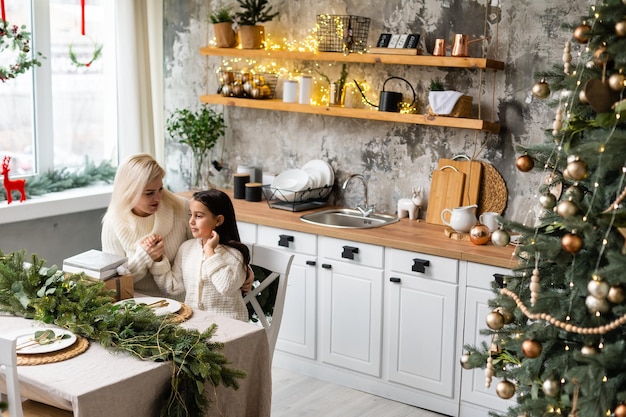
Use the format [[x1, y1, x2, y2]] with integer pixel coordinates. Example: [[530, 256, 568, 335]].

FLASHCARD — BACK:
[[302, 160, 334, 188], [271, 169, 313, 202], [115, 297, 182, 315], [13, 328, 77, 355]]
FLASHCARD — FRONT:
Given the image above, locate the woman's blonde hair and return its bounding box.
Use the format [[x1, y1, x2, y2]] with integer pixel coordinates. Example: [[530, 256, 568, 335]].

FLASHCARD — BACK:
[[104, 153, 183, 222]]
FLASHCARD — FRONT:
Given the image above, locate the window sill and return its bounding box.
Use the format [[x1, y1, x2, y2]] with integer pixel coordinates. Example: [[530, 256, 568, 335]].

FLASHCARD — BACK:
[[0, 184, 113, 224]]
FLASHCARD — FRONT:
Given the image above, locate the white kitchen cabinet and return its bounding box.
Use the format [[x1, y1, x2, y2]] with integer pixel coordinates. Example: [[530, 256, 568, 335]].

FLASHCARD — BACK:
[[257, 225, 317, 359], [237, 221, 257, 245], [384, 248, 460, 416], [459, 261, 515, 417], [319, 236, 384, 377]]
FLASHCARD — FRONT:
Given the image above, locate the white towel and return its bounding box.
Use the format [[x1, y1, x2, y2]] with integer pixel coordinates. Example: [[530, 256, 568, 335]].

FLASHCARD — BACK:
[[428, 91, 464, 115]]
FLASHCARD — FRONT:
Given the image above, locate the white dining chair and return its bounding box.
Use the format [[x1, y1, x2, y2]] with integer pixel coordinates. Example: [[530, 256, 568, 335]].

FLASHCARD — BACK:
[[243, 244, 294, 361], [0, 334, 73, 417]]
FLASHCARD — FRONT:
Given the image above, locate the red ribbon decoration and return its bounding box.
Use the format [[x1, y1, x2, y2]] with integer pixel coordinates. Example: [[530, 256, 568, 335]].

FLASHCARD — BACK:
[[1, 0, 6, 23], [81, 0, 85, 35]]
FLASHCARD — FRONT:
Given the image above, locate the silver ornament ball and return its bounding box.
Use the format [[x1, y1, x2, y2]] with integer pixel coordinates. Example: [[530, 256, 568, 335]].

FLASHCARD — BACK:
[[491, 229, 511, 247]]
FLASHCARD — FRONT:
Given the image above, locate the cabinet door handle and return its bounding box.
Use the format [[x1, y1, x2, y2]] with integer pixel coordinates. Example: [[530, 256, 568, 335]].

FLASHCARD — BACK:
[[278, 234, 294, 247], [411, 258, 430, 273], [341, 245, 359, 260], [493, 273, 505, 288], [306, 260, 316, 266], [390, 277, 401, 283], [321, 263, 332, 269]]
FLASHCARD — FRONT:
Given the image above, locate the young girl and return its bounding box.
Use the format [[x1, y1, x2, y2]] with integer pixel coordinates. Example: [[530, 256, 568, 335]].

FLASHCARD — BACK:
[[145, 189, 250, 321]]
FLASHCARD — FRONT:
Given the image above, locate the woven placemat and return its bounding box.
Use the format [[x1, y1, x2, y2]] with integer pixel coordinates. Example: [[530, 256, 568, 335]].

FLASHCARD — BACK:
[[478, 161, 508, 215], [17, 336, 89, 366], [444, 227, 471, 241], [169, 303, 193, 323]]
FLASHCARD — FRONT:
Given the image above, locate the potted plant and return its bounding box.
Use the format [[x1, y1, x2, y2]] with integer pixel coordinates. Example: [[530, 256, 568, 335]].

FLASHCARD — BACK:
[[166, 105, 226, 189], [316, 63, 349, 106], [235, 0, 279, 49], [427, 78, 472, 118], [210, 7, 237, 48]]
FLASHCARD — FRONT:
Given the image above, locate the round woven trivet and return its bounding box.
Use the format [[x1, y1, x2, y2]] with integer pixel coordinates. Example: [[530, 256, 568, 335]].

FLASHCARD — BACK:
[[478, 161, 508, 215], [169, 303, 193, 323], [17, 336, 89, 366], [444, 227, 471, 241]]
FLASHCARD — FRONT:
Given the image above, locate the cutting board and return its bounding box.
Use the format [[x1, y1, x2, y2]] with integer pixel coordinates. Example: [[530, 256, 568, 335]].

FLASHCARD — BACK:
[[437, 157, 482, 207], [426, 165, 466, 225]]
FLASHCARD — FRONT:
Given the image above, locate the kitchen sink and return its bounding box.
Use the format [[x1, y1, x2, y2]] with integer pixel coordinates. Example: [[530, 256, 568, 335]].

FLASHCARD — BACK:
[[300, 208, 399, 229]]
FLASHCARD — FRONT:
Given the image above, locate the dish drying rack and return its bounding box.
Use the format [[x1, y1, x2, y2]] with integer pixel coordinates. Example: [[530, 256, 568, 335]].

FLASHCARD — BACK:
[[262, 185, 333, 212]]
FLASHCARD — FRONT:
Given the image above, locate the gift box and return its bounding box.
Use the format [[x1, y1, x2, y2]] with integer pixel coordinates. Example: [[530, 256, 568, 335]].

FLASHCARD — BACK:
[[104, 274, 134, 301]]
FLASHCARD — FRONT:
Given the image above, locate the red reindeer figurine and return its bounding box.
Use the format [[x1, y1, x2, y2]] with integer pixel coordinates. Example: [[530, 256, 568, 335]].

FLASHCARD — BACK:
[[2, 156, 27, 204]]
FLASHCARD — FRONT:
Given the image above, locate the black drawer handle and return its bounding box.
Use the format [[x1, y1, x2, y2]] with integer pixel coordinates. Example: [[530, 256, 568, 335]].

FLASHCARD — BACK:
[[494, 273, 505, 288], [390, 277, 401, 283], [411, 258, 430, 273], [321, 263, 332, 269], [278, 234, 294, 247], [341, 245, 359, 260], [306, 260, 316, 266]]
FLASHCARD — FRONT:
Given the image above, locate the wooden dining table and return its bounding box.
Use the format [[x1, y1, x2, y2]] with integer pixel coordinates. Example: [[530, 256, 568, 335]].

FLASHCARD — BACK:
[[0, 307, 272, 417]]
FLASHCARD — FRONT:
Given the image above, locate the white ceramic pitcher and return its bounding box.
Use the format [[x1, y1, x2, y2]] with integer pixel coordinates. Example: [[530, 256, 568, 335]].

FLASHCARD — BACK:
[[441, 205, 478, 233]]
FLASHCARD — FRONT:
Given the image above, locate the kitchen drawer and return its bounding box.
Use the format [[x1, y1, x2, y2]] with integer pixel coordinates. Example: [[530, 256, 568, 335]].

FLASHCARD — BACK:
[[319, 236, 384, 269], [387, 248, 458, 284], [465, 262, 512, 290], [257, 225, 317, 255]]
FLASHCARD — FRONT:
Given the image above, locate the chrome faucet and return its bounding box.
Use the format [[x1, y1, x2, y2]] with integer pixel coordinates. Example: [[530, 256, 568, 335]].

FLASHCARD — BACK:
[[342, 174, 376, 217]]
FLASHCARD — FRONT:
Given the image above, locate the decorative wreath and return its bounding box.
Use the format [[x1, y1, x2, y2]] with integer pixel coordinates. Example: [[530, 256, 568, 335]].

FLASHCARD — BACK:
[[0, 21, 44, 83], [68, 36, 103, 68]]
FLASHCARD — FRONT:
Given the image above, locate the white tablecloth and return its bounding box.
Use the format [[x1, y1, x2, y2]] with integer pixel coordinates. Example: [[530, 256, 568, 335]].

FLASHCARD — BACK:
[[0, 309, 271, 417]]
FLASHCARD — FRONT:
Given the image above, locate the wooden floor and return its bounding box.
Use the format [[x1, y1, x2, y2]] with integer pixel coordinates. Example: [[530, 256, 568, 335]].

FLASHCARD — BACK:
[[271, 366, 448, 417]]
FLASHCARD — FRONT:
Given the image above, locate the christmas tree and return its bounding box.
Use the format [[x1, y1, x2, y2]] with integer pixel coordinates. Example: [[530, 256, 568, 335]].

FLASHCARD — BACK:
[[464, 1, 626, 417]]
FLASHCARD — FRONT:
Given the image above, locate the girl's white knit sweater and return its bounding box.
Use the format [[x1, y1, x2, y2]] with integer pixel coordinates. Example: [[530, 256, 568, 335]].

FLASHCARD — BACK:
[[149, 240, 248, 322]]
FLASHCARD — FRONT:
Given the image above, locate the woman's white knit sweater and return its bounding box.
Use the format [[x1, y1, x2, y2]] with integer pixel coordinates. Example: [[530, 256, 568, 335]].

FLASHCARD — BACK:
[[149, 240, 248, 321], [101, 196, 191, 301]]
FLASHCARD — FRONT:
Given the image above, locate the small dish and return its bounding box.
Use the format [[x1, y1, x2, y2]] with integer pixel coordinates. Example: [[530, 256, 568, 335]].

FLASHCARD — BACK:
[[115, 297, 182, 315], [13, 328, 77, 354], [271, 169, 313, 202]]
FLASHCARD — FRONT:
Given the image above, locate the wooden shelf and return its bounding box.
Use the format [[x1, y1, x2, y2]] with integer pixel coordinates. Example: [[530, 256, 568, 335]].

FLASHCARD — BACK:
[[200, 46, 505, 70], [200, 94, 500, 133]]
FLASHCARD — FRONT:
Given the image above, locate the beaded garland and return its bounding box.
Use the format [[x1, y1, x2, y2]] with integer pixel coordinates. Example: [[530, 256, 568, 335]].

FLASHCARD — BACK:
[[0, 20, 43, 82]]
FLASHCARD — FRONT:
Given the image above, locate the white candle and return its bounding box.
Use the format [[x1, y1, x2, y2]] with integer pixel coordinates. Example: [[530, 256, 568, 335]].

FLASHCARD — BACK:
[[298, 75, 312, 104], [283, 80, 297, 103]]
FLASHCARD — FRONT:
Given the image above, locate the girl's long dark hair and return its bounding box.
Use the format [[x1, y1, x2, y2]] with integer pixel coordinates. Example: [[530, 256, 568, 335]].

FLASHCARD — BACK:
[[192, 189, 250, 265]]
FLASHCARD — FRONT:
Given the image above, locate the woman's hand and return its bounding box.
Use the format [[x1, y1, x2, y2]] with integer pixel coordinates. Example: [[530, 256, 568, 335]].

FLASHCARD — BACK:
[[241, 265, 254, 296], [203, 230, 219, 258], [141, 234, 164, 261]]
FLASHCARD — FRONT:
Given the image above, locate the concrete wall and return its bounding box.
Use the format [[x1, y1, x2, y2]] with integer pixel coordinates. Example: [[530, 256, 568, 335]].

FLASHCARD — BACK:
[[163, 0, 590, 222]]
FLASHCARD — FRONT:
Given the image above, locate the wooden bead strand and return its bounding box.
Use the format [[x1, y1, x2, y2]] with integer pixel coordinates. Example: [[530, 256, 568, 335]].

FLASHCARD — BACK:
[[552, 105, 563, 136], [563, 40, 572, 74], [530, 255, 541, 305], [485, 355, 494, 388]]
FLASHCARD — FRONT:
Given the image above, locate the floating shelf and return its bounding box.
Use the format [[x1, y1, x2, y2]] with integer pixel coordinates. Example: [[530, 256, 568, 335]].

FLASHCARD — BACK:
[[200, 95, 500, 134], [199, 47, 505, 70]]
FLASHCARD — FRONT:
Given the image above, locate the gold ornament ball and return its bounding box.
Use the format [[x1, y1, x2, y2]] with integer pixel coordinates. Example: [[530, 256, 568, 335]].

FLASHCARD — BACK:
[[220, 84, 232, 97], [491, 229, 510, 247], [516, 154, 534, 172], [542, 378, 559, 397], [592, 46, 609, 68], [470, 224, 491, 245], [563, 185, 583, 202], [580, 345, 598, 356], [564, 159, 588, 181], [496, 380, 516, 399], [614, 403, 626, 417], [460, 352, 472, 370], [555, 200, 579, 217], [521, 339, 542, 358], [539, 193, 557, 209], [486, 311, 505, 330], [579, 89, 589, 104], [561, 233, 583, 253], [496, 306, 514, 324], [609, 73, 625, 92], [608, 285, 626, 304], [531, 80, 551, 99], [616, 20, 626, 37], [573, 23, 591, 43]]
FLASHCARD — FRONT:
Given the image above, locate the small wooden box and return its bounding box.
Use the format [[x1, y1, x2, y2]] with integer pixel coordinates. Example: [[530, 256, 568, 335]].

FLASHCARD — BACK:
[[104, 274, 134, 301]]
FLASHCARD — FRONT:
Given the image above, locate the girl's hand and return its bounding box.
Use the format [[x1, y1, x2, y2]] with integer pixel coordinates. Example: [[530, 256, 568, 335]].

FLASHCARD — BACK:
[[203, 230, 219, 258], [142, 234, 164, 261]]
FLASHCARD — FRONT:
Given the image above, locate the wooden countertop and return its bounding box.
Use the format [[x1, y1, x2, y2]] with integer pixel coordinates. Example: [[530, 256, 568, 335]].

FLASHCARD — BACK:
[[182, 190, 518, 269]]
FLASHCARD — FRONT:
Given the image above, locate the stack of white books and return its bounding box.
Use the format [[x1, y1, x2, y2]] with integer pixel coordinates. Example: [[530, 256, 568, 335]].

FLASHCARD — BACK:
[[63, 249, 127, 280]]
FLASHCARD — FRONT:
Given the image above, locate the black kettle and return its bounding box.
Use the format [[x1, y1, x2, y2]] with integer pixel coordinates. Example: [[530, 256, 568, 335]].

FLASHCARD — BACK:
[[354, 76, 417, 113]]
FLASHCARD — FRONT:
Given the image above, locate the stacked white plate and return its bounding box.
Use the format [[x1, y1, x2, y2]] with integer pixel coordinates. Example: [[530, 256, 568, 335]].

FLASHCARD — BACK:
[[271, 160, 334, 202]]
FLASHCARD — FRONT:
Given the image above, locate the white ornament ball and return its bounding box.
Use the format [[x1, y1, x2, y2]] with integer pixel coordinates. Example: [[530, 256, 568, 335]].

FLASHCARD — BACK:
[[585, 295, 610, 314], [542, 379, 559, 397], [588, 279, 610, 298], [491, 229, 511, 247]]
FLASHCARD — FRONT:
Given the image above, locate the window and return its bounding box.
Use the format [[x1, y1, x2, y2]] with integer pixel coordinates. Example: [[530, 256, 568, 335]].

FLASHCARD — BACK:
[[0, 0, 118, 177]]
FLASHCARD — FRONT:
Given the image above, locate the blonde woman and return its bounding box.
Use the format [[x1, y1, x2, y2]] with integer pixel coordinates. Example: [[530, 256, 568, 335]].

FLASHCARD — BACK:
[[101, 154, 193, 300]]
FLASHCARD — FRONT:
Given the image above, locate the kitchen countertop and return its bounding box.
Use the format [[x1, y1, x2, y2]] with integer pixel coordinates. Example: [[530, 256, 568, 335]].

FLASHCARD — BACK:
[[182, 189, 518, 269]]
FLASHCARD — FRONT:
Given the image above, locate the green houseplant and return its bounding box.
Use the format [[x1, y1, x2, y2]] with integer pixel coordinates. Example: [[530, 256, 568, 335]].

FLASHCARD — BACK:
[[235, 0, 279, 49], [210, 7, 236, 48], [166, 105, 226, 190]]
